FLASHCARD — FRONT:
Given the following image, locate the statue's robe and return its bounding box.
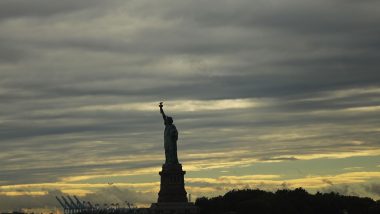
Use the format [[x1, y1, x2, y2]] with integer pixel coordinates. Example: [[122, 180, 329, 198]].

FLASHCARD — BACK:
[[164, 124, 179, 164]]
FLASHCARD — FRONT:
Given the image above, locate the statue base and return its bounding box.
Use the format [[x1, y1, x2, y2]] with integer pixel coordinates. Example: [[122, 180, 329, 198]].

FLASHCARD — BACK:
[[152, 163, 199, 213], [150, 202, 199, 214], [158, 163, 188, 203]]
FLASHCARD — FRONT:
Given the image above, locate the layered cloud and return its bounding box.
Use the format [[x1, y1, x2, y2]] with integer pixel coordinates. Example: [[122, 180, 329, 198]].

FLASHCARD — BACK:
[[0, 0, 379, 211], [1, 170, 380, 210], [0, 186, 154, 212]]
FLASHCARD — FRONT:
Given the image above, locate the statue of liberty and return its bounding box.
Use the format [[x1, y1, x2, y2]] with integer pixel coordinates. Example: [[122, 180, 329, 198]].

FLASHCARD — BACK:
[[159, 102, 179, 165]]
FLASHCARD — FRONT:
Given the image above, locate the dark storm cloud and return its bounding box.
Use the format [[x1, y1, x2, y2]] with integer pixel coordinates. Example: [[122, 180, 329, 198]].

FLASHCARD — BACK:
[[0, 41, 30, 63], [163, 0, 380, 35], [1, 0, 379, 99], [0, 0, 107, 20], [0, 157, 159, 185]]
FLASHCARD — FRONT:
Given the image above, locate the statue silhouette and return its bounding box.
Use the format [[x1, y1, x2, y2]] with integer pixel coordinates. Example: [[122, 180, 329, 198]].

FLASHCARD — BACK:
[[159, 102, 179, 165]]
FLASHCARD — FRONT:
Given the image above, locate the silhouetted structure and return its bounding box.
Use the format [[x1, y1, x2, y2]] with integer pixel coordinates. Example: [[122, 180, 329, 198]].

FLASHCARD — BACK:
[[195, 188, 380, 214], [157, 102, 187, 203], [150, 102, 199, 214], [158, 163, 187, 203], [56, 195, 148, 214], [159, 102, 179, 165]]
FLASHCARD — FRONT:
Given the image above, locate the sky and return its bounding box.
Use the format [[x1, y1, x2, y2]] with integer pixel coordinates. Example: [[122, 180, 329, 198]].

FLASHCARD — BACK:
[[1, 0, 380, 211]]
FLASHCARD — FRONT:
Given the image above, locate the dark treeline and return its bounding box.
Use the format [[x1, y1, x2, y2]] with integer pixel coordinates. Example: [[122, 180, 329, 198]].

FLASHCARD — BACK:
[[195, 188, 380, 214]]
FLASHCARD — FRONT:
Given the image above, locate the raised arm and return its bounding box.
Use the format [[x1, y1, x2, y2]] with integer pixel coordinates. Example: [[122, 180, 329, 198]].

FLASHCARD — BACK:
[[159, 102, 167, 121]]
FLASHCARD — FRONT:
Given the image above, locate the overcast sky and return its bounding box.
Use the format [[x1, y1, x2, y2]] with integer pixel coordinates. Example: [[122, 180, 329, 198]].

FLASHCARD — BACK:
[[1, 0, 380, 212]]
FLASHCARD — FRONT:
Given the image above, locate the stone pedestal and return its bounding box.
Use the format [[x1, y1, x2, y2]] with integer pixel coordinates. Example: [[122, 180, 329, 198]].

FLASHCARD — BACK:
[[150, 202, 199, 214], [158, 163, 187, 203], [150, 163, 199, 214]]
